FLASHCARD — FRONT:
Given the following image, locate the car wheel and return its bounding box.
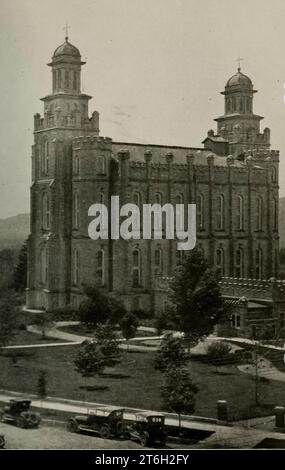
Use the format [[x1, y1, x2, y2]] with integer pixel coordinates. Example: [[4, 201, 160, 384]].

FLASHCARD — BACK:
[[16, 416, 26, 428], [116, 420, 124, 436], [140, 432, 149, 447], [27, 412, 40, 428], [67, 419, 79, 433], [100, 425, 111, 439], [0, 435, 5, 449]]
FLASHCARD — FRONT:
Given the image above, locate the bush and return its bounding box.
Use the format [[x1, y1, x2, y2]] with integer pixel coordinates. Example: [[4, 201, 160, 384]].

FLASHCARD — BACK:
[[205, 341, 232, 367], [154, 333, 189, 371], [79, 286, 126, 327]]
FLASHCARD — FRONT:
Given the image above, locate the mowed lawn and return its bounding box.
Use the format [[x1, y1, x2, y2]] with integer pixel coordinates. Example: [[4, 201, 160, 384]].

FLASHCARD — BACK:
[[1, 344, 285, 420]]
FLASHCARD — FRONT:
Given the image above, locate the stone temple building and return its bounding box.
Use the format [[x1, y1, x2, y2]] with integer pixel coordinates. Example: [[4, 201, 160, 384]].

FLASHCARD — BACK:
[[26, 36, 280, 331]]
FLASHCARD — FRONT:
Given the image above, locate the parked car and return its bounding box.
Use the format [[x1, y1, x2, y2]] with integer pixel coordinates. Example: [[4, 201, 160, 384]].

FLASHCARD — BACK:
[[0, 400, 41, 428], [125, 412, 167, 447], [67, 406, 125, 439], [0, 434, 5, 449]]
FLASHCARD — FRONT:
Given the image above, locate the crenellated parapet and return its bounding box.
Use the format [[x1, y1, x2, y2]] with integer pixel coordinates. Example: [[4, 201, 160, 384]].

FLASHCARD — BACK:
[[219, 277, 285, 302], [72, 135, 112, 150]]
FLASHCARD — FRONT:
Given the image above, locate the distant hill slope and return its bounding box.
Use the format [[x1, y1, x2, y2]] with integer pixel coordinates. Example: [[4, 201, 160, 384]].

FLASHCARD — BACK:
[[280, 197, 285, 248], [0, 213, 30, 250]]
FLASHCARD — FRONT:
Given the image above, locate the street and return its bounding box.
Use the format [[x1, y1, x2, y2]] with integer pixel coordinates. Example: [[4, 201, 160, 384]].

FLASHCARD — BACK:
[[0, 422, 141, 450]]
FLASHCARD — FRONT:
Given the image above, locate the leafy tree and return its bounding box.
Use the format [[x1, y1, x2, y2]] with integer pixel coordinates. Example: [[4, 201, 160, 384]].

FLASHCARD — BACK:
[[0, 249, 15, 290], [12, 241, 27, 291], [37, 370, 48, 399], [206, 341, 232, 372], [168, 248, 225, 348], [79, 286, 126, 327], [94, 323, 121, 368], [161, 366, 199, 431], [154, 333, 188, 371], [0, 289, 18, 348], [74, 324, 121, 379], [120, 313, 138, 350], [74, 341, 105, 377]]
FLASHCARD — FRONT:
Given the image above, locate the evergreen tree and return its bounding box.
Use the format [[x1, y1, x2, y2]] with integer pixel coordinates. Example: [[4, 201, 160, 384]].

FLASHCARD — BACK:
[[161, 366, 198, 431], [169, 248, 225, 347], [12, 241, 27, 291], [154, 334, 188, 371]]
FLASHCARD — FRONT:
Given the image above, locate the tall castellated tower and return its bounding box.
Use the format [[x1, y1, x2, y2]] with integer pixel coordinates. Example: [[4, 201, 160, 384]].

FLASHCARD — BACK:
[[26, 36, 100, 310]]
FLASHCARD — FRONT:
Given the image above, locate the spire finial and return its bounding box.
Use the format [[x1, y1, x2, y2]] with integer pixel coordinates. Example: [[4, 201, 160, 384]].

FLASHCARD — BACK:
[[63, 22, 70, 41], [237, 56, 243, 72]]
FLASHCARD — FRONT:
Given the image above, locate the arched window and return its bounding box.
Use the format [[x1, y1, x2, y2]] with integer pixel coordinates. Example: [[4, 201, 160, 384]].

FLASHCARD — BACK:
[[99, 190, 105, 205], [216, 247, 225, 276], [176, 249, 184, 265], [235, 248, 244, 278], [58, 69, 62, 89], [65, 70, 69, 89], [132, 249, 142, 287], [73, 192, 80, 229], [97, 249, 105, 286], [175, 194, 184, 205], [154, 247, 163, 274], [237, 195, 244, 230], [73, 248, 79, 285], [98, 155, 106, 175], [42, 192, 50, 230], [255, 196, 263, 231], [217, 194, 225, 230], [40, 246, 48, 284], [41, 139, 49, 175], [134, 192, 142, 208], [273, 198, 278, 231], [73, 155, 80, 175], [272, 167, 277, 183], [154, 192, 162, 205], [255, 247, 263, 279], [197, 194, 204, 231], [73, 71, 77, 91]]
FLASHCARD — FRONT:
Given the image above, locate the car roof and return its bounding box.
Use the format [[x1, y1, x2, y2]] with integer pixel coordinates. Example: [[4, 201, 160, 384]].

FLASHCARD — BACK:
[[87, 406, 124, 415], [10, 399, 31, 404], [135, 411, 164, 418]]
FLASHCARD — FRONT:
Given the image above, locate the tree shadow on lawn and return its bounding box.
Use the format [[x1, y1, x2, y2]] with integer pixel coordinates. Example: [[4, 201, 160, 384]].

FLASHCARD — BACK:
[[79, 385, 109, 392], [98, 372, 131, 379]]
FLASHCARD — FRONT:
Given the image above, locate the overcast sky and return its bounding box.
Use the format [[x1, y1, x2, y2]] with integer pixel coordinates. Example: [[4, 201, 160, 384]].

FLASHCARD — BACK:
[[0, 0, 285, 218]]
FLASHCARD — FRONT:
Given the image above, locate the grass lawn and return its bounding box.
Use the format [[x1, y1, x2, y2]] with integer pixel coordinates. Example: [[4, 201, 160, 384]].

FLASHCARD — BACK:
[[7, 330, 66, 346], [1, 345, 285, 421], [58, 324, 156, 338]]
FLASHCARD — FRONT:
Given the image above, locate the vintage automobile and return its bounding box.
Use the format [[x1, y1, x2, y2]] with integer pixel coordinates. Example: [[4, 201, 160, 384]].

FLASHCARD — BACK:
[[0, 434, 5, 449], [66, 406, 125, 439], [0, 400, 41, 428], [125, 412, 168, 447]]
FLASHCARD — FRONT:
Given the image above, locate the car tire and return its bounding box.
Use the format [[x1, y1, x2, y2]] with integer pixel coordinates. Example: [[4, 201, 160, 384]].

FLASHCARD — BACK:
[[0, 435, 5, 449], [116, 420, 124, 436], [67, 419, 79, 433], [140, 432, 149, 447], [16, 416, 26, 428], [100, 425, 111, 439], [27, 412, 40, 428]]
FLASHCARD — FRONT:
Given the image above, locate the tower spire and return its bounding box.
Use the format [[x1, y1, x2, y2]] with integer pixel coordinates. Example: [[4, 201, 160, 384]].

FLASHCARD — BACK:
[[63, 22, 70, 41], [236, 56, 243, 72]]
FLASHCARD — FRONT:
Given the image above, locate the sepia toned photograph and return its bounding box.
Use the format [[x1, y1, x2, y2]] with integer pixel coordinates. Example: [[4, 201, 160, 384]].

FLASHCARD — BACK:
[[0, 0, 285, 455]]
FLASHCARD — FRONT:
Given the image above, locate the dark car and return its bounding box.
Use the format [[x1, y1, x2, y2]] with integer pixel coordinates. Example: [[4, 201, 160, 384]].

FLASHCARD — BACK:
[[126, 412, 167, 447], [0, 434, 5, 449], [0, 400, 41, 428], [67, 406, 125, 439]]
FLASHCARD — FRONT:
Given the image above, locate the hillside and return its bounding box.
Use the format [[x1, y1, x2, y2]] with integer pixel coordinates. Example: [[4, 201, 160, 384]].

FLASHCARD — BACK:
[[0, 213, 30, 250]]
